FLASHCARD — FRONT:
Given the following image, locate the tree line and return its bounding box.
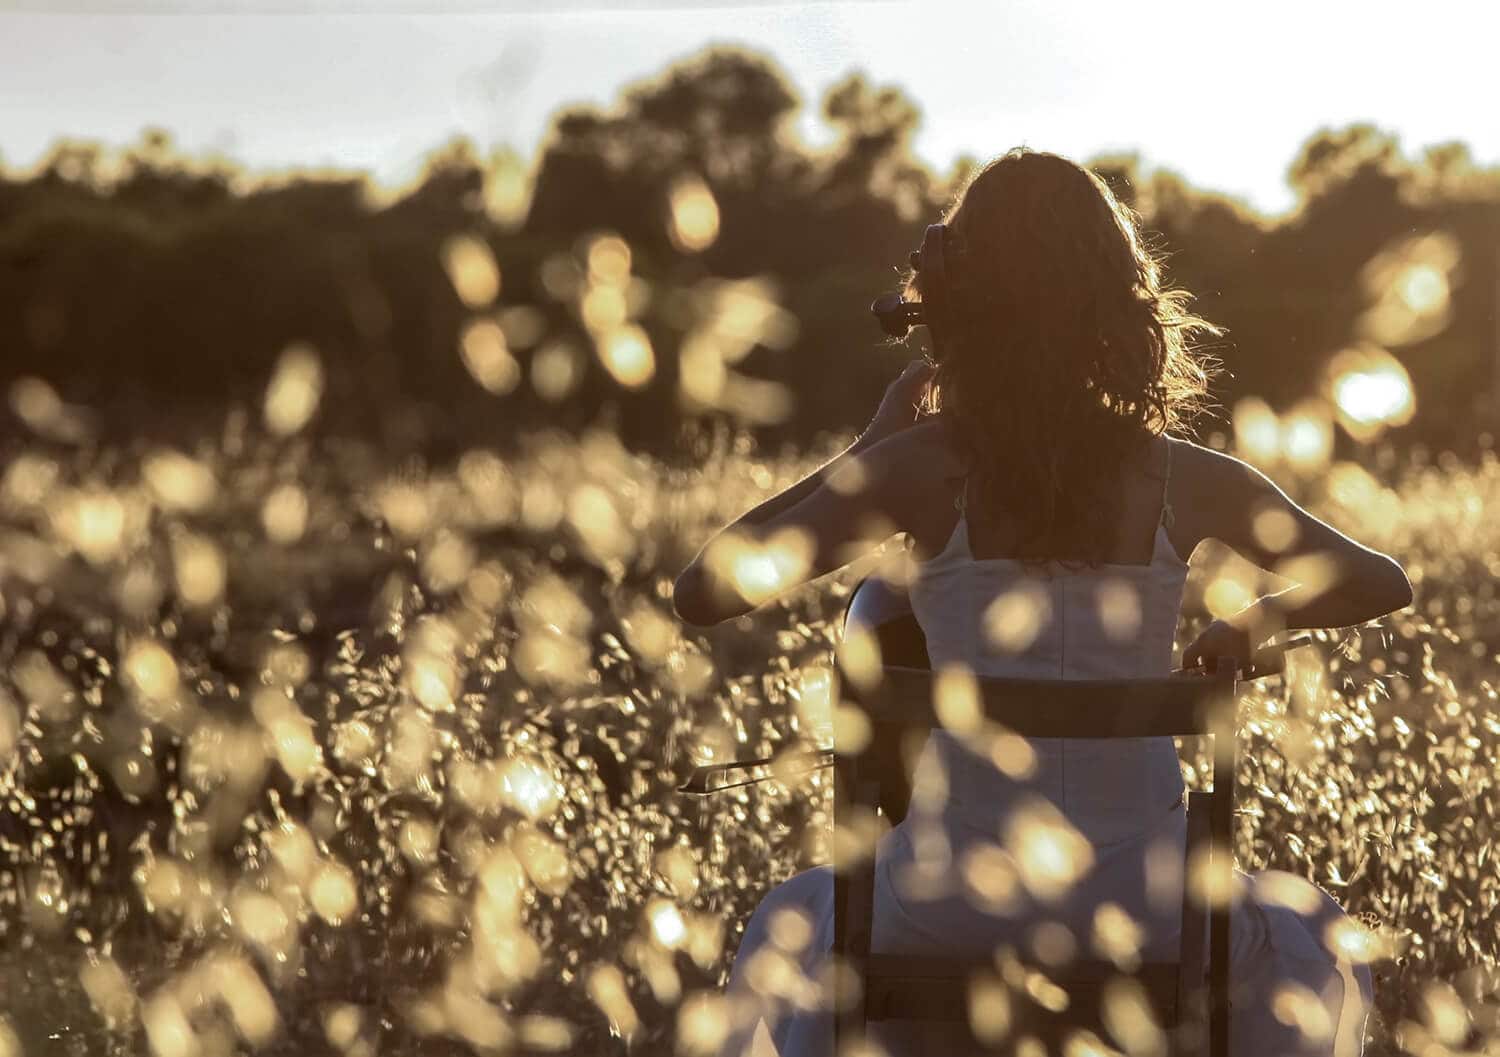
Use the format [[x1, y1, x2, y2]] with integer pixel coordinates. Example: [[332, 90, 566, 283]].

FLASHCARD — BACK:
[[2, 46, 1498, 459]]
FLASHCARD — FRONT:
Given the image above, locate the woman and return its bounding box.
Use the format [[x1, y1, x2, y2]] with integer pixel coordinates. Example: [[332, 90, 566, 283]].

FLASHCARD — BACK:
[[673, 148, 1411, 1057]]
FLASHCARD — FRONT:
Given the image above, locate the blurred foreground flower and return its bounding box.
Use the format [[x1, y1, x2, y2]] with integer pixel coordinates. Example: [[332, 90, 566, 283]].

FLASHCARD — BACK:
[[1324, 343, 1415, 442], [9, 375, 91, 443], [1232, 396, 1333, 475], [668, 173, 720, 253], [677, 278, 797, 425], [264, 343, 324, 436], [443, 233, 502, 309], [1005, 797, 1094, 904], [703, 526, 815, 608], [1356, 230, 1461, 347]]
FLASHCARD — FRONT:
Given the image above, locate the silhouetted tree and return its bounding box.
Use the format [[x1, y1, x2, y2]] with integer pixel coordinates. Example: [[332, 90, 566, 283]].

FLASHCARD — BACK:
[[2, 48, 1500, 456]]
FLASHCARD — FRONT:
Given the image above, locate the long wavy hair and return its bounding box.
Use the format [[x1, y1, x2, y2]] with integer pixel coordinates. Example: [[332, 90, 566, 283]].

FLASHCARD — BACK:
[[906, 148, 1224, 567]]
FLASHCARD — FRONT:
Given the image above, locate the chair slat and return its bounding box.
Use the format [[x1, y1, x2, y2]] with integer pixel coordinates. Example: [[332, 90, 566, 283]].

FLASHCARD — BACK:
[[865, 957, 1181, 1024], [853, 665, 1235, 738]]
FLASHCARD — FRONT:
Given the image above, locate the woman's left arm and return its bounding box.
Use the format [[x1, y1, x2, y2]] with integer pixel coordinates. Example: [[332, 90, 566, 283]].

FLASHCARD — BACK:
[[673, 361, 935, 627]]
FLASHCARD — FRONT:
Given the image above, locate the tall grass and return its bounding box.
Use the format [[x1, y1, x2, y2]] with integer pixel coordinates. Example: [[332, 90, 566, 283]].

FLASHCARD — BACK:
[[0, 424, 1495, 1056]]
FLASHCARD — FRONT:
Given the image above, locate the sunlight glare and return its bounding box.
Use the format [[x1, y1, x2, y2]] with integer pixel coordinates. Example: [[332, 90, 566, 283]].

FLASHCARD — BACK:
[[1281, 401, 1333, 473], [1005, 799, 1094, 904], [442, 234, 502, 309], [967, 972, 1012, 1047], [460, 317, 522, 395], [1325, 344, 1416, 441], [668, 174, 721, 253], [264, 343, 324, 436], [598, 324, 656, 389], [499, 756, 563, 820], [1095, 578, 1141, 642], [1232, 397, 1281, 465], [676, 992, 732, 1056], [984, 582, 1052, 653]]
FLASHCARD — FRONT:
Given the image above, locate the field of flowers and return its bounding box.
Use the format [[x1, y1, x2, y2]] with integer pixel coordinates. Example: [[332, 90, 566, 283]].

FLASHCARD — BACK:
[[1, 411, 1499, 1057]]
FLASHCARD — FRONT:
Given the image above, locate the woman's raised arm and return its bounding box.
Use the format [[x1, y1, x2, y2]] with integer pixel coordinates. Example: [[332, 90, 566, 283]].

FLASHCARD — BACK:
[[1181, 444, 1412, 668], [672, 362, 940, 627]]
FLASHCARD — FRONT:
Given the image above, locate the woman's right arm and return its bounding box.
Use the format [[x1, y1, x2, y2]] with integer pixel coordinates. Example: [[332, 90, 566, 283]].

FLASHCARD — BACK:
[[1181, 446, 1412, 668]]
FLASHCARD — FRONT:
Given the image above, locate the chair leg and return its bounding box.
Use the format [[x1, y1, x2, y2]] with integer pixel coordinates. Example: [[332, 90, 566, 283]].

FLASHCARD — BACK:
[[1210, 696, 1236, 1057], [832, 756, 853, 1053], [833, 778, 881, 1053], [1177, 791, 1211, 1057]]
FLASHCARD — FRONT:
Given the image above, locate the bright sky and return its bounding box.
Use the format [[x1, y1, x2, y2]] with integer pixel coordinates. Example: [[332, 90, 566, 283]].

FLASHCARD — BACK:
[[2, 0, 1497, 219]]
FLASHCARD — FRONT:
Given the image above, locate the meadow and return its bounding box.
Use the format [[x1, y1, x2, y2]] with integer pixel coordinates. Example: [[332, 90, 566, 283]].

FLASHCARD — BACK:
[[0, 408, 1498, 1057]]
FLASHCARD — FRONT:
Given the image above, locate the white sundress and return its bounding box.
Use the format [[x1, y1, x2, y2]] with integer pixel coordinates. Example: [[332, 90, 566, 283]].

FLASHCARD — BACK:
[[715, 444, 1375, 1057]]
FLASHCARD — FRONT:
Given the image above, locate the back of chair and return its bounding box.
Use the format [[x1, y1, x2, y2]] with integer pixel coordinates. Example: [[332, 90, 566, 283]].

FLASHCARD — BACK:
[[831, 661, 1239, 1057]]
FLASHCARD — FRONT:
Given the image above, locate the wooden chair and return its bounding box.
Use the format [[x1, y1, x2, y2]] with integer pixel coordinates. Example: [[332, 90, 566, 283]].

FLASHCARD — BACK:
[[677, 581, 1304, 1054], [831, 661, 1242, 1057]]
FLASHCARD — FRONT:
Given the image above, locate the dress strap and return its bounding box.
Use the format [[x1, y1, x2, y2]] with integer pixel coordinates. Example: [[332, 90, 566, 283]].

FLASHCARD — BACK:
[[1159, 438, 1175, 529], [954, 475, 969, 513]]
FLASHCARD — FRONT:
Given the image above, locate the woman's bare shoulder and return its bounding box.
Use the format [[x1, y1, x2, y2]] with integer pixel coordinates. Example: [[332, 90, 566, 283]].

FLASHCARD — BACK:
[[1162, 434, 1292, 551], [874, 415, 972, 480], [855, 416, 969, 555], [1166, 434, 1268, 492]]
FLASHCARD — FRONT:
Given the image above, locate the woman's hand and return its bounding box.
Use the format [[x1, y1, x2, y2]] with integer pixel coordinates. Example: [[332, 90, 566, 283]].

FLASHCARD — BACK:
[[862, 360, 937, 443], [1180, 618, 1255, 673]]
